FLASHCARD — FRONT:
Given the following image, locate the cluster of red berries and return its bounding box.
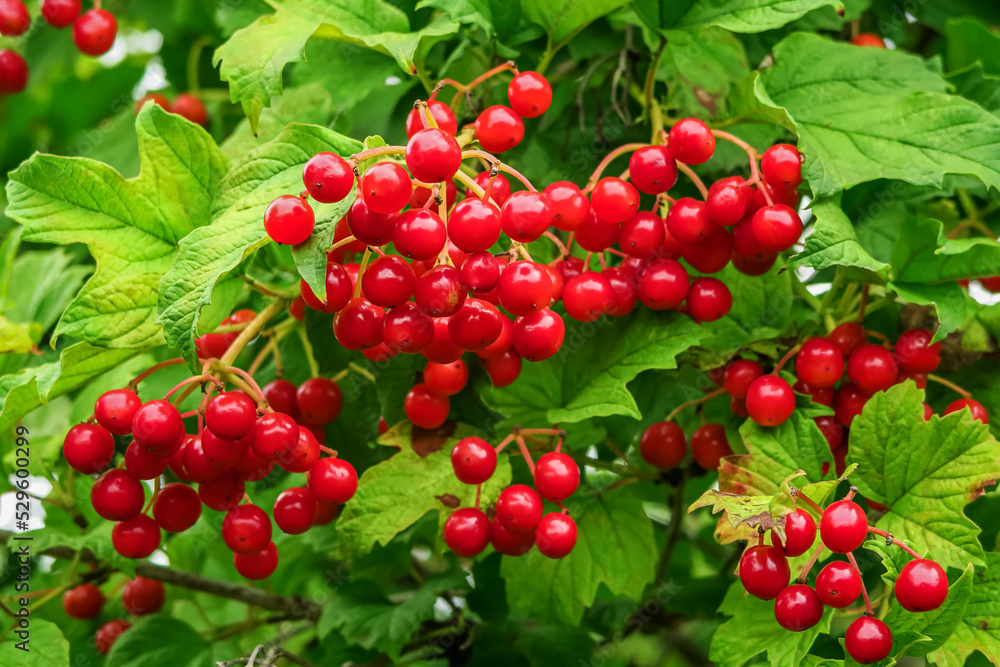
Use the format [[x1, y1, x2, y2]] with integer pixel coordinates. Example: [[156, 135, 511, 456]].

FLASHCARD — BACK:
[[739, 490, 947, 664], [135, 90, 209, 126], [62, 367, 356, 580], [639, 420, 734, 473], [443, 432, 580, 559], [62, 576, 165, 654], [0, 0, 117, 95]]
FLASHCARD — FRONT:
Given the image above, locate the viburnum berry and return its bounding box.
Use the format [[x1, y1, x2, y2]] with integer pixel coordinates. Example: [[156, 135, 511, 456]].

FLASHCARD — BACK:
[[406, 128, 462, 183], [172, 93, 208, 126], [829, 321, 867, 355], [136, 92, 170, 115], [308, 457, 358, 504], [629, 145, 677, 195], [237, 448, 276, 482], [424, 359, 468, 397], [507, 71, 552, 118], [406, 99, 458, 137], [450, 298, 503, 351], [772, 508, 816, 557], [475, 105, 524, 153], [732, 216, 777, 262], [423, 317, 464, 364], [690, 423, 733, 471], [496, 484, 543, 534], [122, 577, 165, 616], [448, 198, 501, 252], [895, 558, 948, 612], [761, 143, 802, 190], [815, 560, 862, 607], [498, 260, 553, 316], [333, 297, 384, 350], [302, 152, 354, 203], [295, 378, 343, 426], [851, 33, 887, 48], [152, 482, 202, 533], [347, 198, 397, 246], [443, 507, 491, 557], [0, 0, 29, 36], [273, 487, 317, 535], [264, 194, 315, 245], [833, 382, 870, 427], [895, 328, 941, 373], [405, 382, 450, 429], [199, 472, 246, 511], [667, 118, 715, 165], [815, 415, 843, 449], [482, 349, 523, 387], [636, 258, 689, 310], [739, 545, 790, 600], [574, 209, 621, 251], [112, 514, 162, 559], [943, 398, 988, 424], [640, 421, 686, 470], [125, 441, 170, 480], [512, 309, 564, 361], [394, 209, 447, 260], [847, 344, 898, 394], [131, 399, 185, 456], [416, 265, 467, 317], [820, 499, 869, 553], [460, 251, 500, 295], [745, 376, 795, 427], [535, 513, 577, 559], [603, 266, 638, 317], [94, 388, 142, 436], [686, 277, 732, 322], [490, 516, 535, 556], [724, 360, 764, 399], [234, 541, 279, 580], [383, 302, 434, 353], [798, 379, 836, 407], [73, 9, 118, 56], [201, 427, 251, 468], [751, 204, 803, 251], [95, 620, 131, 655], [666, 197, 711, 244], [0, 49, 28, 94], [500, 191, 553, 243], [845, 616, 893, 664], [280, 427, 321, 473], [206, 392, 257, 441], [731, 253, 776, 277], [263, 379, 300, 418], [683, 226, 733, 274], [543, 181, 591, 231], [361, 256, 415, 309], [222, 504, 272, 555], [619, 211, 665, 258], [62, 583, 104, 620], [181, 436, 222, 482], [362, 162, 413, 215], [774, 584, 823, 632], [469, 171, 512, 206], [563, 272, 613, 322], [534, 452, 580, 503], [451, 436, 497, 484], [301, 260, 353, 314], [63, 423, 115, 473], [92, 469, 145, 521], [706, 176, 748, 226], [795, 337, 844, 388], [591, 177, 639, 224]]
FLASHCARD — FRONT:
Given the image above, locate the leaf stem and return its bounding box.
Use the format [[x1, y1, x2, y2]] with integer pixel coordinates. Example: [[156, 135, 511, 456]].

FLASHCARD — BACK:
[[847, 551, 874, 615], [663, 387, 726, 423], [926, 374, 971, 399]]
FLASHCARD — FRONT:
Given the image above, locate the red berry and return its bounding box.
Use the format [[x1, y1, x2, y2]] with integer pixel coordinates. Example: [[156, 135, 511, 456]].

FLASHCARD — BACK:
[[234, 541, 279, 580], [406, 128, 462, 183], [236, 448, 276, 482], [112, 514, 161, 559], [563, 272, 613, 322], [774, 584, 823, 631], [851, 33, 887, 48], [95, 620, 131, 655], [534, 452, 580, 503], [449, 298, 503, 351], [637, 258, 689, 310], [535, 513, 577, 558], [490, 516, 534, 556], [815, 415, 843, 449], [469, 171, 511, 205], [772, 508, 816, 557], [451, 436, 497, 484], [543, 181, 590, 231], [302, 152, 354, 203], [383, 302, 434, 353], [591, 177, 639, 224], [731, 253, 776, 276], [746, 376, 795, 427], [405, 382, 450, 429], [820, 499, 869, 553], [449, 198, 501, 252], [795, 337, 844, 388], [500, 191, 553, 243], [131, 399, 185, 456], [845, 616, 893, 664], [629, 145, 677, 195], [406, 99, 458, 137], [604, 266, 638, 317], [833, 382, 870, 427], [830, 321, 867, 355], [512, 309, 564, 361], [264, 195, 315, 245], [474, 105, 524, 153], [273, 487, 317, 535], [92, 469, 145, 521], [640, 421, 686, 469], [416, 264, 467, 317], [507, 71, 552, 118], [732, 216, 777, 262], [847, 344, 898, 394], [423, 317, 464, 364], [619, 211, 665, 258], [95, 389, 142, 436], [751, 204, 802, 251], [0, 49, 28, 94], [222, 504, 272, 555], [63, 583, 104, 619], [296, 378, 343, 426], [263, 379, 300, 419], [301, 259, 353, 314], [574, 209, 621, 251], [690, 423, 733, 471], [686, 277, 732, 322], [199, 472, 246, 511], [498, 260, 553, 316], [280, 427, 320, 473], [206, 392, 257, 441], [667, 118, 715, 165], [666, 197, 710, 244], [181, 436, 222, 482], [0, 0, 29, 36], [361, 162, 412, 215], [706, 176, 748, 226], [201, 427, 250, 468], [124, 441, 170, 480], [895, 328, 941, 374], [308, 457, 358, 504], [761, 144, 802, 190], [424, 359, 468, 397], [943, 398, 988, 424], [394, 209, 446, 260], [122, 577, 165, 616], [460, 251, 500, 295], [152, 482, 201, 533], [347, 198, 397, 246], [443, 507, 491, 557], [63, 423, 115, 474], [724, 360, 764, 400], [333, 297, 384, 350], [739, 545, 790, 600], [496, 484, 543, 533], [172, 93, 208, 126], [482, 349, 522, 387], [73, 9, 118, 56], [815, 560, 862, 607], [895, 558, 948, 612]]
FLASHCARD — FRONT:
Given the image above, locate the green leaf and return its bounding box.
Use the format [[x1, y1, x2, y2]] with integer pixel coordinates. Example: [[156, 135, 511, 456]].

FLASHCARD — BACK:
[[0, 619, 69, 666], [522, 0, 629, 44], [949, 64, 1000, 118], [756, 33, 1000, 198], [157, 123, 362, 369], [887, 281, 966, 340], [709, 581, 833, 667], [789, 195, 891, 283], [374, 354, 423, 427], [501, 489, 657, 624], [220, 83, 335, 163], [928, 553, 1000, 667], [848, 383, 1000, 570], [416, 0, 511, 37], [317, 579, 437, 658], [4, 105, 228, 349], [546, 310, 707, 423], [336, 423, 511, 558], [890, 217, 1000, 284], [945, 17, 1000, 75], [676, 0, 844, 32], [0, 317, 40, 353], [887, 565, 974, 657], [105, 617, 210, 666], [657, 27, 750, 118], [739, 404, 837, 484], [5, 249, 92, 333]]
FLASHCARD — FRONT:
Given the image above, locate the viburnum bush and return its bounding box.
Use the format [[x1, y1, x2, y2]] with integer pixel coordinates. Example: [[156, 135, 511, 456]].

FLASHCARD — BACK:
[[2, 2, 1000, 667]]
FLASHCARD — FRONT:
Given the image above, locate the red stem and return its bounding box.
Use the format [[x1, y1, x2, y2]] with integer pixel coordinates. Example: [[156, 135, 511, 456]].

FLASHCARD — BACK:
[[867, 527, 922, 559], [772, 344, 802, 375], [515, 435, 536, 476], [128, 358, 185, 390], [847, 552, 874, 615]]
